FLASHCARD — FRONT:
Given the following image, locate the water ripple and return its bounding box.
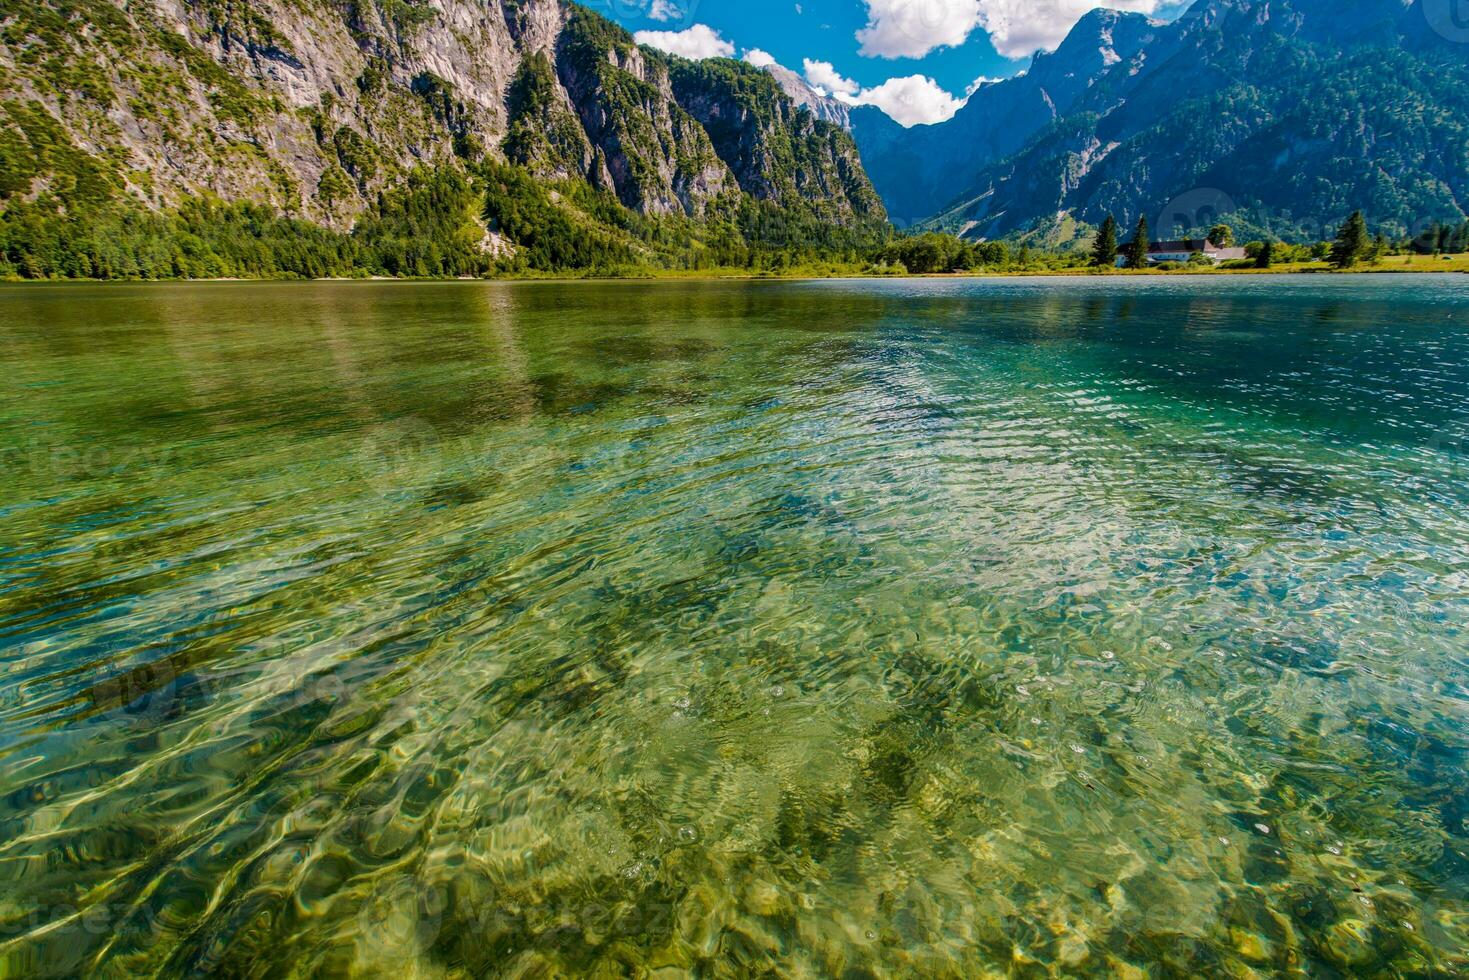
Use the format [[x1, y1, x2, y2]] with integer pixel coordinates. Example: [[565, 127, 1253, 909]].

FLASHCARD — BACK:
[[0, 278, 1467, 975]]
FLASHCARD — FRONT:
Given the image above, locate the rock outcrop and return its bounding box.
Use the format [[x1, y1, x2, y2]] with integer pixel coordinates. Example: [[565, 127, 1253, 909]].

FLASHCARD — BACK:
[[0, 0, 885, 228]]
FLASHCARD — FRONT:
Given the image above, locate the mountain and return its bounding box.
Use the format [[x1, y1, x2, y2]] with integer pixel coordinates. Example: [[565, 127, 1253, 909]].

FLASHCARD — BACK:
[[851, 9, 1161, 226], [913, 0, 1468, 241], [761, 63, 852, 129], [0, 0, 884, 273]]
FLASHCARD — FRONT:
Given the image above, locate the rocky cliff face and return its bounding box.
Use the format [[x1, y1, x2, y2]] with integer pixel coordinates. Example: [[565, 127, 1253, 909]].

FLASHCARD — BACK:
[[669, 58, 881, 227], [0, 0, 884, 227], [761, 63, 852, 129]]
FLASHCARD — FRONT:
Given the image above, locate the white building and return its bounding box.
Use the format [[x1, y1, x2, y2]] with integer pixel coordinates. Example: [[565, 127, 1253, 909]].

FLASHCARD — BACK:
[[1117, 238, 1249, 266]]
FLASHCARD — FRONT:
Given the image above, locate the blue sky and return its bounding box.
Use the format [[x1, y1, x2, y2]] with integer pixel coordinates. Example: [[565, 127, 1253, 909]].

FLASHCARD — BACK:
[[592, 1, 1190, 126]]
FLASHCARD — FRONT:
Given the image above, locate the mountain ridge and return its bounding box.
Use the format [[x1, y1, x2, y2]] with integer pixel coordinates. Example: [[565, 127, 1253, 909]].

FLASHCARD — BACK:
[[762, 62, 853, 129], [851, 8, 1162, 226], [896, 0, 1468, 240]]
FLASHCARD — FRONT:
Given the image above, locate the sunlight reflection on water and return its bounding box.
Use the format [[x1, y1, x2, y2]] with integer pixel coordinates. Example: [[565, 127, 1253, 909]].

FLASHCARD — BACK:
[[0, 277, 1467, 976]]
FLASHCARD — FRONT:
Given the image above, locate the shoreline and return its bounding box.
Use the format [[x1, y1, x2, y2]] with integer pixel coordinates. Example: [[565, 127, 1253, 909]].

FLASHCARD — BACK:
[[2, 258, 1466, 287]]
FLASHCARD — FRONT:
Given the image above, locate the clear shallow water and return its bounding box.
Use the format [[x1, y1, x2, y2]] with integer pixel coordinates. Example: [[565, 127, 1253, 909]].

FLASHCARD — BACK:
[[1, 276, 1467, 977]]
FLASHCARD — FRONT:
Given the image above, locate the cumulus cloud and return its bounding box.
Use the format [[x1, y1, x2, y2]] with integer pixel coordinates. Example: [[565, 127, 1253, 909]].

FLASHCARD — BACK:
[[857, 0, 1171, 60], [802, 59, 861, 97], [978, 0, 1169, 58], [646, 0, 683, 23], [856, 0, 983, 59], [634, 24, 735, 60], [783, 55, 965, 126], [743, 48, 777, 68], [853, 75, 965, 126]]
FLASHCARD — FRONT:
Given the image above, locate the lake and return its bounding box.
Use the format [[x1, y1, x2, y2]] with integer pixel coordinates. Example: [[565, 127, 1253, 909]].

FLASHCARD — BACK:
[[1, 276, 1467, 976]]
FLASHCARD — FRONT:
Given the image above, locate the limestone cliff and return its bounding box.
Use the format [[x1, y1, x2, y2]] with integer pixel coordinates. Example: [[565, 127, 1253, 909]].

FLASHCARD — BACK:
[[0, 0, 885, 228]]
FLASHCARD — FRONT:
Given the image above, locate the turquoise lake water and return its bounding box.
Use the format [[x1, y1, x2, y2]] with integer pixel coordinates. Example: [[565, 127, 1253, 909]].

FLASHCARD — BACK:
[[1, 276, 1467, 976]]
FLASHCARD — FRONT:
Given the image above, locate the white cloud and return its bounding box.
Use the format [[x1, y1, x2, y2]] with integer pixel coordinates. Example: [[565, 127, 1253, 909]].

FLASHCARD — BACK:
[[856, 0, 1171, 61], [782, 53, 965, 126], [852, 74, 965, 126], [857, 0, 983, 59], [634, 24, 735, 60], [977, 0, 1169, 59], [647, 0, 683, 23], [743, 48, 777, 68], [802, 59, 860, 97]]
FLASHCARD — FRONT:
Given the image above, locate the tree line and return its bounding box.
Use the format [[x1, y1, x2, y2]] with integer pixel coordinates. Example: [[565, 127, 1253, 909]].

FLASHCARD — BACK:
[[1083, 210, 1465, 271], [2, 169, 1465, 281]]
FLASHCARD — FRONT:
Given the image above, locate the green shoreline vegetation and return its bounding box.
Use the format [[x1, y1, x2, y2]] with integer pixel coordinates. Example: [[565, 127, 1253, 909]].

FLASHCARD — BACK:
[[2, 161, 1466, 283], [3, 0, 1465, 287]]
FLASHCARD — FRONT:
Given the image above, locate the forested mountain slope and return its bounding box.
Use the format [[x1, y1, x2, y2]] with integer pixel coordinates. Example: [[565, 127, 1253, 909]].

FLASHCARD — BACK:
[[910, 0, 1468, 241], [852, 8, 1160, 226], [0, 0, 885, 277]]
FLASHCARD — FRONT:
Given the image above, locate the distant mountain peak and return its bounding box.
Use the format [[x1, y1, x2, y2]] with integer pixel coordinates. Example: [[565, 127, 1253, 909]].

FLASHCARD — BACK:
[[904, 0, 1469, 242], [1033, 7, 1159, 81], [760, 62, 853, 129], [851, 4, 1160, 224]]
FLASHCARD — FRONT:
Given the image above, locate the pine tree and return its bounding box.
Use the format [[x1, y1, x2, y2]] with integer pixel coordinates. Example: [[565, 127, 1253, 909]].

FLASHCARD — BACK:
[[1256, 240, 1274, 269], [1126, 216, 1150, 269], [1330, 211, 1369, 268], [1369, 233, 1388, 263], [1091, 214, 1119, 267]]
